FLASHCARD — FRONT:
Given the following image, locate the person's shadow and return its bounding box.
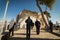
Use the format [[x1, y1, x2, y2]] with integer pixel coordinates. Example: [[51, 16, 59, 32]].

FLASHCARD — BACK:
[[47, 31, 60, 37], [1, 33, 60, 40], [1, 34, 9, 40], [10, 37, 60, 40]]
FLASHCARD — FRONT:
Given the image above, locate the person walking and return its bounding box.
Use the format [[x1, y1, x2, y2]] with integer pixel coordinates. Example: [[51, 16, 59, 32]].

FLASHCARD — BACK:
[[35, 19, 41, 35], [9, 22, 16, 36], [25, 16, 33, 40], [49, 20, 53, 33]]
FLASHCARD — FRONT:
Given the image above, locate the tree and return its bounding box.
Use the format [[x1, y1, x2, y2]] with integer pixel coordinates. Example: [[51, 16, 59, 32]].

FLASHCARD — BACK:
[[36, 0, 55, 29], [44, 11, 51, 18], [44, 11, 51, 22]]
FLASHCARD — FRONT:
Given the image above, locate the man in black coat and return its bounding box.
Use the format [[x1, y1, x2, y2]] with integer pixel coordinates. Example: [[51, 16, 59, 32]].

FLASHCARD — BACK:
[[35, 19, 41, 35], [25, 16, 33, 39], [49, 20, 53, 32], [9, 22, 16, 36]]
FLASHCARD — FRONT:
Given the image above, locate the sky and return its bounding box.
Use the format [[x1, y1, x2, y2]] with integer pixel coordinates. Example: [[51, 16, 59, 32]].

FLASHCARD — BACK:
[[0, 0, 60, 24]]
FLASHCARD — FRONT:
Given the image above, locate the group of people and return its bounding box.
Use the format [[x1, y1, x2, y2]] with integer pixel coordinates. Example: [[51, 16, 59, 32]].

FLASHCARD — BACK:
[[1, 16, 54, 40], [1, 16, 40, 40], [25, 16, 54, 40], [25, 16, 41, 39]]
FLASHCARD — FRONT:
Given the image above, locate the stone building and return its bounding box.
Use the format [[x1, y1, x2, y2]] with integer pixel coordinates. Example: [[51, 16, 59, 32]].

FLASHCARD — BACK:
[[16, 9, 48, 29]]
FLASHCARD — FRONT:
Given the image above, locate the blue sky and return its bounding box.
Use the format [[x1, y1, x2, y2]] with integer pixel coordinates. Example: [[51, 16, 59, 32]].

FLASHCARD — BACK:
[[0, 0, 60, 23]]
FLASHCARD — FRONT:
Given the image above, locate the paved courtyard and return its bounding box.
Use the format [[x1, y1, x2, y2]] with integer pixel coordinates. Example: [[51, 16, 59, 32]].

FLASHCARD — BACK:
[[9, 29, 60, 40]]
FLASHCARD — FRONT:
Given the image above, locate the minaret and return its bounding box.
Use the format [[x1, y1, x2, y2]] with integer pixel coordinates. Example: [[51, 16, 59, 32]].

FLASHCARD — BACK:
[[1, 0, 9, 33]]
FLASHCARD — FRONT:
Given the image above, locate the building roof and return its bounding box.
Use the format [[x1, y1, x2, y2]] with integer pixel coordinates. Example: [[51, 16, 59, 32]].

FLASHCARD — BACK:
[[16, 9, 38, 22], [19, 9, 38, 17]]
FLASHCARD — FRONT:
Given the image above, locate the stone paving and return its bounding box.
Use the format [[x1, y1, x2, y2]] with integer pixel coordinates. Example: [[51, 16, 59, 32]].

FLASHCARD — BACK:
[[0, 28, 60, 40], [10, 29, 60, 40]]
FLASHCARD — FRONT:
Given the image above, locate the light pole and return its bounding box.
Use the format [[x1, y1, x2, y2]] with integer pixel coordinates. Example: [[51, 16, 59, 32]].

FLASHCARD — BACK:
[[4, 0, 9, 22], [1, 0, 9, 34]]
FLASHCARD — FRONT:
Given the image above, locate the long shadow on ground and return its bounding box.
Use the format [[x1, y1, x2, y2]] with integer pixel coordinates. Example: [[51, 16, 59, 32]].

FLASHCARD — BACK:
[[10, 37, 60, 40], [51, 32, 60, 37], [14, 30, 47, 35], [1, 33, 60, 40], [14, 33, 36, 35], [1, 36, 60, 40], [46, 31, 60, 37]]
